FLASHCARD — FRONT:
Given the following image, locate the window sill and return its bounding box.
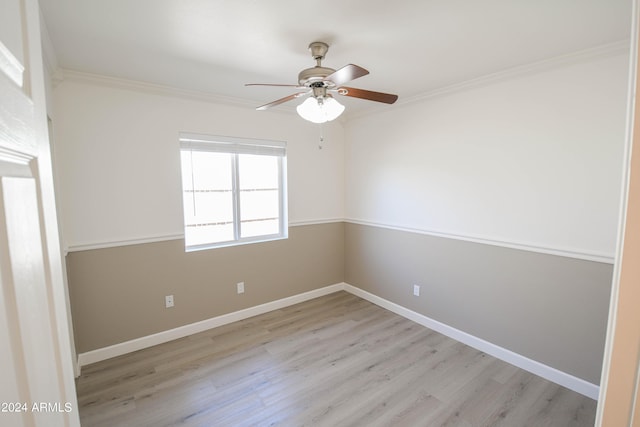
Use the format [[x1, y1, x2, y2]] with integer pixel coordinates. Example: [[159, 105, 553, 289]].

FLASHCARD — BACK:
[[185, 233, 288, 252]]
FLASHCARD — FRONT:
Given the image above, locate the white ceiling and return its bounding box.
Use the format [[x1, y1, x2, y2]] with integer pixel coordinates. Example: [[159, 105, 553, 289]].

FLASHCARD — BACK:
[[40, 0, 632, 115]]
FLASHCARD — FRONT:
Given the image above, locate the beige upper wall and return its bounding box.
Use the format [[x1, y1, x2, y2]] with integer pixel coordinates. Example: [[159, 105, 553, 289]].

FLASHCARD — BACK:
[[50, 47, 628, 260], [50, 77, 345, 250], [345, 50, 629, 262]]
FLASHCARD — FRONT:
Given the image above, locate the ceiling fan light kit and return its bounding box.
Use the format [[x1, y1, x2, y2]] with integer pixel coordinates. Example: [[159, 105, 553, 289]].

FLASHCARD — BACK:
[[296, 95, 345, 124], [247, 41, 398, 123]]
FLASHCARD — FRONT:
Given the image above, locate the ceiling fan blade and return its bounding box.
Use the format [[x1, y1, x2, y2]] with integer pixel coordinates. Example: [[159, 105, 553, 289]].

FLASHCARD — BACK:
[[338, 87, 398, 104], [256, 92, 308, 110], [245, 83, 303, 88], [326, 64, 369, 86]]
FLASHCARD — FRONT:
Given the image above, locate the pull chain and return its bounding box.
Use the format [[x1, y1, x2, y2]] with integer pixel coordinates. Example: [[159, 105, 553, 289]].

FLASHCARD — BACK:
[[319, 122, 324, 150]]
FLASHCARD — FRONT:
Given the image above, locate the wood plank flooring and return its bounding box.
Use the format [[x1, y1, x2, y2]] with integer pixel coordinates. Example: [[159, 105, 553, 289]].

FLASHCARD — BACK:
[[76, 291, 597, 426]]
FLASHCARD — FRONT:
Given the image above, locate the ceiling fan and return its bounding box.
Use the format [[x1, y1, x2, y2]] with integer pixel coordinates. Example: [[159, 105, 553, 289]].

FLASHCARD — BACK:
[[246, 42, 398, 123]]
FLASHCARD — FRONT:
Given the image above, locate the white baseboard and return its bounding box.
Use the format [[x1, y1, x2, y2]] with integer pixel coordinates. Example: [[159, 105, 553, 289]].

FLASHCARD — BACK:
[[77, 283, 345, 368], [342, 284, 599, 400], [77, 282, 598, 399]]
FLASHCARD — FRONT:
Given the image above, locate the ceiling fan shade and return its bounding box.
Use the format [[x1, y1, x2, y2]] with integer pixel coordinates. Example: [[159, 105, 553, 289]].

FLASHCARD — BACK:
[[296, 96, 345, 123], [246, 41, 398, 122]]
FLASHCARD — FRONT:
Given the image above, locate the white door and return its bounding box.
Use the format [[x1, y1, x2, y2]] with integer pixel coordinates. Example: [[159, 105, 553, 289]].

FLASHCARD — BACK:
[[0, 0, 80, 426]]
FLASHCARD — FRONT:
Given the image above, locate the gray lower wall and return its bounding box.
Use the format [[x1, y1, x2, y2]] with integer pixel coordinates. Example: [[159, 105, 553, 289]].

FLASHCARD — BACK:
[[67, 222, 345, 353], [344, 222, 612, 385], [68, 220, 612, 385]]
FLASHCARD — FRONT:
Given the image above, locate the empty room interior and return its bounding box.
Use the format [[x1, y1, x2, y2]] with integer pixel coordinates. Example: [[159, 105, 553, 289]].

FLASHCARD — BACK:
[[11, 0, 640, 425]]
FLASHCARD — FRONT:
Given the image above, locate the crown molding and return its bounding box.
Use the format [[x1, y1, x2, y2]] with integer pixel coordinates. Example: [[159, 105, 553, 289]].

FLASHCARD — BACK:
[[53, 39, 630, 122], [56, 68, 273, 111], [349, 39, 631, 120]]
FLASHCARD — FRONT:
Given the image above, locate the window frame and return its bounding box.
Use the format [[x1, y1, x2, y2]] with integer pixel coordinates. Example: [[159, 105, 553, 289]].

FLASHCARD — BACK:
[[179, 133, 288, 252]]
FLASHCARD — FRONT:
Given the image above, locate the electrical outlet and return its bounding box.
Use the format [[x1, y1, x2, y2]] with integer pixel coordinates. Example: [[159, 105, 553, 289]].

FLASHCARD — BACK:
[[413, 285, 420, 297], [165, 295, 174, 308], [237, 282, 245, 294]]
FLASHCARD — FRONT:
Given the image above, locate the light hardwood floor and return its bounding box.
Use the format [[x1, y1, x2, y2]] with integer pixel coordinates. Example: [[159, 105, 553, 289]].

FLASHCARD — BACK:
[[76, 291, 596, 426]]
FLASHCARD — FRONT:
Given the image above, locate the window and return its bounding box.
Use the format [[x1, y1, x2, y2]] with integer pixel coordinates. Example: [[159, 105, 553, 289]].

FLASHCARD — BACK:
[[179, 133, 287, 251]]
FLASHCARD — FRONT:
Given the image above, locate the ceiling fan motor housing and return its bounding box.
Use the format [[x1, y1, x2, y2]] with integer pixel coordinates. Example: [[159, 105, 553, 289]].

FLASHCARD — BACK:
[[298, 66, 336, 86], [298, 41, 337, 87]]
